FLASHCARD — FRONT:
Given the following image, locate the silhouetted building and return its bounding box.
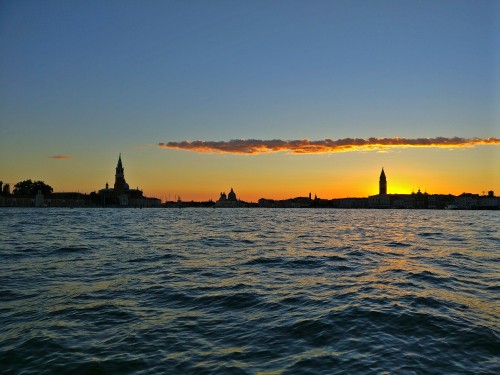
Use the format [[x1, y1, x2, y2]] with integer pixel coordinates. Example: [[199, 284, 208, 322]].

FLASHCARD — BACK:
[[98, 155, 160, 207], [379, 168, 387, 195], [427, 194, 455, 209], [258, 196, 313, 208], [478, 191, 498, 209], [367, 168, 390, 208], [0, 190, 94, 207], [227, 188, 237, 201], [331, 197, 368, 208], [368, 193, 391, 208], [114, 155, 127, 194], [215, 188, 244, 207], [455, 193, 480, 209]]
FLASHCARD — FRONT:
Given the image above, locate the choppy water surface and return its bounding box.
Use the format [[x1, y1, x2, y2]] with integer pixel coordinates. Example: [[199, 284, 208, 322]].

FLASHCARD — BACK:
[[1, 208, 499, 374]]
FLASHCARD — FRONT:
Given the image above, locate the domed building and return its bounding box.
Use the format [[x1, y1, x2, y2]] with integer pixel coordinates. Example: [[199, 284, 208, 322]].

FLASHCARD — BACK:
[[227, 188, 237, 201], [215, 187, 243, 207]]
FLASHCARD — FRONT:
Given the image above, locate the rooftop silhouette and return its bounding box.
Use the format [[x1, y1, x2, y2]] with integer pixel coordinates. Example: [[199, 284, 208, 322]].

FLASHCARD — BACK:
[[1, 164, 498, 210]]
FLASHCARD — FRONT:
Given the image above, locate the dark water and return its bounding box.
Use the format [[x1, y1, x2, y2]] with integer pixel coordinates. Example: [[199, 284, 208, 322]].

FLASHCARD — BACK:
[[1, 208, 499, 374]]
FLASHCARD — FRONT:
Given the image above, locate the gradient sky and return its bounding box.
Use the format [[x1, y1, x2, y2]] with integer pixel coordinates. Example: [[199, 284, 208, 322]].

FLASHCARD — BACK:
[[1, 0, 499, 202]]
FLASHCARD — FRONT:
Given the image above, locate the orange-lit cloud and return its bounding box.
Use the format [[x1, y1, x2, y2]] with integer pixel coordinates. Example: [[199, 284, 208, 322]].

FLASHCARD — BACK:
[[49, 155, 73, 160], [158, 137, 500, 155]]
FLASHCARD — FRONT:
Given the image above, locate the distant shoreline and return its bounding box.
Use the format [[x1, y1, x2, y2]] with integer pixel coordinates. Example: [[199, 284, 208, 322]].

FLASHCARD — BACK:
[[0, 206, 498, 211]]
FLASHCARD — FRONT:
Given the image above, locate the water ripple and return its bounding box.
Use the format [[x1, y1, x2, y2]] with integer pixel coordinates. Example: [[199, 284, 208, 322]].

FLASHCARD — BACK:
[[0, 208, 499, 374]]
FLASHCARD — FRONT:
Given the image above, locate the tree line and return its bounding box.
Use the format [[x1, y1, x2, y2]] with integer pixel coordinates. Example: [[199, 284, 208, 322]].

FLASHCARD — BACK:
[[1, 180, 53, 196]]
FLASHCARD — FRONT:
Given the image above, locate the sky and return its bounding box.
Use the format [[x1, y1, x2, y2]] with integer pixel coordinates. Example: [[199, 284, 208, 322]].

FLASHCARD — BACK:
[[0, 0, 499, 202]]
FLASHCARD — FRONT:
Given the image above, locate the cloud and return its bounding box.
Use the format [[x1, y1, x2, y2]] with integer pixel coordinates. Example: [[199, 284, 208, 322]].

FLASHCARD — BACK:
[[49, 155, 73, 160], [158, 137, 500, 155]]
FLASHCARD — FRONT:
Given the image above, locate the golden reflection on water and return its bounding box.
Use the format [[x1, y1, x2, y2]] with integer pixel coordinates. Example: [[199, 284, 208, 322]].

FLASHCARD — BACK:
[[2, 208, 499, 374]]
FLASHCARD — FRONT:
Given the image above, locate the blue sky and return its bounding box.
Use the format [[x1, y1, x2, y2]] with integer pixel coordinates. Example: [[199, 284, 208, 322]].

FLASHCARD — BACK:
[[0, 0, 498, 199]]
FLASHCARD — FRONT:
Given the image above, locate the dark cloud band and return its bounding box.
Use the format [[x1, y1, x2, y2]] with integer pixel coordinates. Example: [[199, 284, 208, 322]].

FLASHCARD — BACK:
[[49, 155, 73, 159], [158, 137, 500, 154]]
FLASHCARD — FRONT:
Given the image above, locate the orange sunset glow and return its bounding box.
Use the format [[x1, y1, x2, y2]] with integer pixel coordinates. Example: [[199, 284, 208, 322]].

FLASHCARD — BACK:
[[1, 2, 499, 372]]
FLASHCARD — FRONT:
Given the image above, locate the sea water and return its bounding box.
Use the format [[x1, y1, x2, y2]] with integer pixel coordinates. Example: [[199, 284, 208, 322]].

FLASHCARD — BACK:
[[0, 208, 499, 374]]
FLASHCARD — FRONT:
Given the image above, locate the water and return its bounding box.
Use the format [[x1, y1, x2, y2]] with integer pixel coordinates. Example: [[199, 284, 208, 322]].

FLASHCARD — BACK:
[[1, 208, 499, 374]]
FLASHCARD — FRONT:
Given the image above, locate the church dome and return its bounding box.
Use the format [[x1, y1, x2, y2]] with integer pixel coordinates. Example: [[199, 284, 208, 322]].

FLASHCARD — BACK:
[[228, 188, 237, 201]]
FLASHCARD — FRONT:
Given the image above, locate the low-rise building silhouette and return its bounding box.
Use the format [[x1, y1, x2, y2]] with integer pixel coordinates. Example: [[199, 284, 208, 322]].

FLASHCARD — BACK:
[[1, 166, 498, 209], [0, 155, 160, 207]]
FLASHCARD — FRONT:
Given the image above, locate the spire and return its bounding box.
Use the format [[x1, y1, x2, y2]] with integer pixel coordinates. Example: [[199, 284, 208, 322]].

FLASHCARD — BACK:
[[117, 153, 123, 170], [114, 154, 126, 193], [116, 154, 124, 176], [380, 167, 386, 180]]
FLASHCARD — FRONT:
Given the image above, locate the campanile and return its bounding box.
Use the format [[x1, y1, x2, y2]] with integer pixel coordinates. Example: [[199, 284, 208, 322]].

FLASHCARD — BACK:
[[379, 168, 387, 195]]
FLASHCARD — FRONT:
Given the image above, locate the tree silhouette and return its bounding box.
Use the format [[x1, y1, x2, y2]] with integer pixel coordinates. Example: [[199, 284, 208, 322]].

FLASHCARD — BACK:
[[13, 180, 53, 195]]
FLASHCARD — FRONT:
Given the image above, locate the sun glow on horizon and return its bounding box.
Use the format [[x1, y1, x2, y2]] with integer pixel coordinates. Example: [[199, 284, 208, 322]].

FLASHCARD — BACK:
[[1, 141, 498, 203]]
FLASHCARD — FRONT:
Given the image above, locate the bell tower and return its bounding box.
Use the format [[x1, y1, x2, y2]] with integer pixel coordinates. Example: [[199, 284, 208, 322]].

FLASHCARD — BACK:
[[114, 154, 126, 194], [379, 168, 387, 195]]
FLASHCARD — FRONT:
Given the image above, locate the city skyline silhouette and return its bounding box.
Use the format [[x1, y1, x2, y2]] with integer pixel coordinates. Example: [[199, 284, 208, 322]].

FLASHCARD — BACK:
[[1, 154, 498, 210]]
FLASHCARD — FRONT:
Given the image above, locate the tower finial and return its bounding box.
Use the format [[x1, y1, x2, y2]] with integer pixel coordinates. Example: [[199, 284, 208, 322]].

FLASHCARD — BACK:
[[117, 154, 123, 169]]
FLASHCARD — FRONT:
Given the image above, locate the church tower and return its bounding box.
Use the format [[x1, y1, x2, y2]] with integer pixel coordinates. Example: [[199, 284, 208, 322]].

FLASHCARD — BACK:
[[114, 154, 127, 194], [379, 168, 387, 195]]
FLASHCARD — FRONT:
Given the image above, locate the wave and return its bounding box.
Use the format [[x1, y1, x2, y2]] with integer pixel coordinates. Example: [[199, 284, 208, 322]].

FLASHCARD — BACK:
[[1, 208, 498, 374]]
